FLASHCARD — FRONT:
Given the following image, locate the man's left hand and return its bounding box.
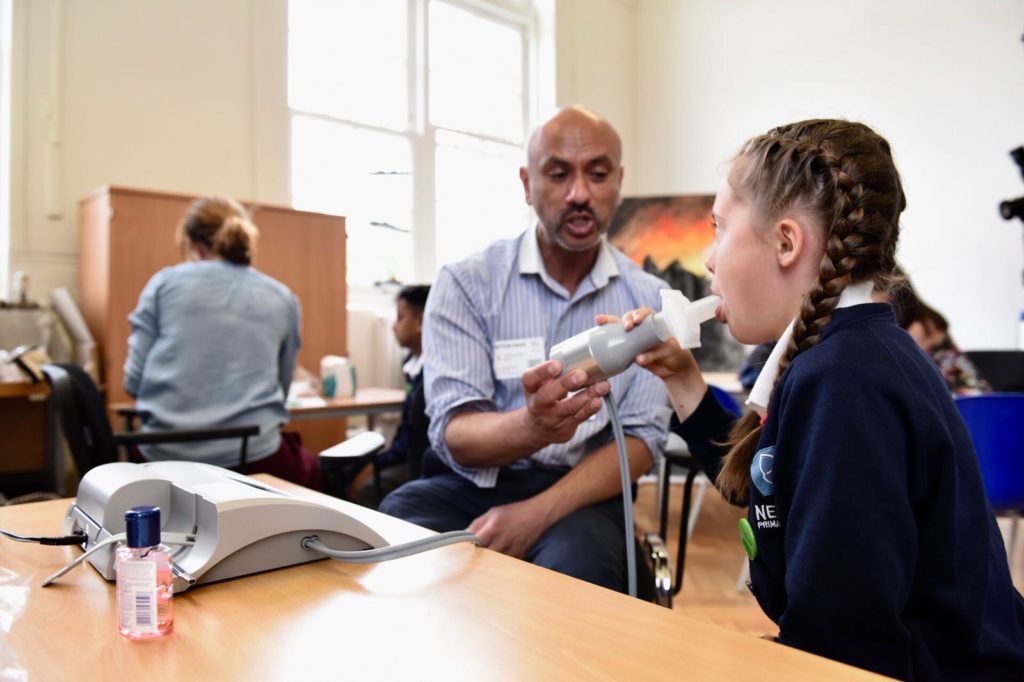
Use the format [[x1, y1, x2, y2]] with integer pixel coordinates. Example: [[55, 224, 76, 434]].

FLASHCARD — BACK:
[[468, 498, 550, 559]]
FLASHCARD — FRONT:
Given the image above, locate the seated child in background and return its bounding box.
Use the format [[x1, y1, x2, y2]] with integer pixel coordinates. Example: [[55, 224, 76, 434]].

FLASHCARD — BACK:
[[884, 270, 991, 394], [738, 268, 992, 395], [350, 285, 431, 506]]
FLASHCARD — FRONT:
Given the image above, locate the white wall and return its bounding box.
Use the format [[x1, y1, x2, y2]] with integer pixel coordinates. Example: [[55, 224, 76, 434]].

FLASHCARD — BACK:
[[11, 0, 1024, 350], [9, 0, 287, 301], [554, 0, 639, 193], [635, 0, 1024, 350]]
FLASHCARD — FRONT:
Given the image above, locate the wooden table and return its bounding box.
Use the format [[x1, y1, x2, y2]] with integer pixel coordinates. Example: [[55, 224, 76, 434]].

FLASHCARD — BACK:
[[285, 387, 406, 430], [701, 370, 745, 398], [0, 476, 889, 681], [0, 380, 63, 495], [109, 388, 407, 456], [111, 388, 407, 431]]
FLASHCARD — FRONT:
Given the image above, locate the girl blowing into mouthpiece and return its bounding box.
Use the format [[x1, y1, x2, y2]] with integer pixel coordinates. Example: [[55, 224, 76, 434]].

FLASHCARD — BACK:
[[610, 119, 1024, 679]]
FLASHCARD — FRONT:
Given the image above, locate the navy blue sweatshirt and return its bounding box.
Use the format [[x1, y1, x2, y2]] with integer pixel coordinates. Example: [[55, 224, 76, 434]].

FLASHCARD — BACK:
[[677, 303, 1024, 680]]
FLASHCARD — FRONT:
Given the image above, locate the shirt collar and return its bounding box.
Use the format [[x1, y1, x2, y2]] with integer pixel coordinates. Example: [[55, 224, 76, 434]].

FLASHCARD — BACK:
[[402, 354, 423, 379], [518, 227, 620, 293], [745, 280, 875, 417]]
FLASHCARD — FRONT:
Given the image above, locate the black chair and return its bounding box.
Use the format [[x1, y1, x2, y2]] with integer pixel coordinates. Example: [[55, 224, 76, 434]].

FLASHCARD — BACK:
[[964, 350, 1024, 392], [653, 385, 742, 607], [41, 363, 260, 482]]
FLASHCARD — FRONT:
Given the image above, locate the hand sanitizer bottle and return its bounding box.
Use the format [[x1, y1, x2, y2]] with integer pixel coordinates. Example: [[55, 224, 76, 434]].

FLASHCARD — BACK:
[[116, 506, 174, 639]]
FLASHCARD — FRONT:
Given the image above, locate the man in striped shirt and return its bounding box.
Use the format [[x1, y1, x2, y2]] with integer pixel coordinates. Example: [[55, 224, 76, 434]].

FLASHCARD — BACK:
[[379, 106, 671, 592]]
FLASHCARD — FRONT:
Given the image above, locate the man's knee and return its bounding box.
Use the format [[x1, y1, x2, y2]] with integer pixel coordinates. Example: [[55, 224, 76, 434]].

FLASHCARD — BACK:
[[378, 476, 471, 533], [529, 505, 626, 591], [378, 479, 427, 519]]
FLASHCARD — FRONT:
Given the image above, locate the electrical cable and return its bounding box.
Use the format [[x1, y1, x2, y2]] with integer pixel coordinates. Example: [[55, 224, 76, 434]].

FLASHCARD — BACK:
[[0, 527, 87, 546], [302, 530, 479, 563], [604, 389, 637, 598], [40, 531, 196, 587]]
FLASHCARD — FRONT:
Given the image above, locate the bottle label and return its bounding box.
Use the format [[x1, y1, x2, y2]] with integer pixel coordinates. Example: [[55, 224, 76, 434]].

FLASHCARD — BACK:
[[118, 558, 159, 633]]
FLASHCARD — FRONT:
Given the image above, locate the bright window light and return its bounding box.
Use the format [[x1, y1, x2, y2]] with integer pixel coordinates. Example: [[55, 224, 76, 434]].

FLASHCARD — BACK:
[[434, 129, 527, 268], [429, 1, 525, 142], [291, 115, 414, 284], [287, 0, 540, 286], [288, 0, 409, 132]]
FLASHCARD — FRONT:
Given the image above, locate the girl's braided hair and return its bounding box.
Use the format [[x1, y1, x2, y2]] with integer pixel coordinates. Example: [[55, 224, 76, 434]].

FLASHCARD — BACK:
[[717, 119, 907, 505]]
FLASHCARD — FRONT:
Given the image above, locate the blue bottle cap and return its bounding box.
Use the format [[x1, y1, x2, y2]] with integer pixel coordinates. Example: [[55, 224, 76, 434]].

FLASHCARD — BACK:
[[125, 506, 161, 548]]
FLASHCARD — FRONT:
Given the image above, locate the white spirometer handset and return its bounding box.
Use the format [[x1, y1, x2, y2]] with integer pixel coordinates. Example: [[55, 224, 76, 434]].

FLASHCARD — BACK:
[[548, 289, 722, 385]]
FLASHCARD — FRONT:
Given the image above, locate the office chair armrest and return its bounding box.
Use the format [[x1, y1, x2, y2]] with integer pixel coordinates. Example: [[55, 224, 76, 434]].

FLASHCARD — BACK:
[[319, 431, 386, 460], [114, 424, 261, 446], [115, 405, 149, 432]]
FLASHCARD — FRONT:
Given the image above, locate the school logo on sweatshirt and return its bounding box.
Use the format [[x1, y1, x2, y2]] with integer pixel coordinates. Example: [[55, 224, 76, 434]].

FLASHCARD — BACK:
[[750, 446, 779, 530], [750, 446, 775, 497]]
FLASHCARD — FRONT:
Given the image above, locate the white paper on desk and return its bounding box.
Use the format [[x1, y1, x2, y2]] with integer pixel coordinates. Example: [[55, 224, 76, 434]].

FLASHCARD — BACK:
[[286, 395, 327, 409]]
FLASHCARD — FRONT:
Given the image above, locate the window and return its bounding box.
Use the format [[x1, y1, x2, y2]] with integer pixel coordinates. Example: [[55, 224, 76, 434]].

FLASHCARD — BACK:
[[288, 0, 543, 286]]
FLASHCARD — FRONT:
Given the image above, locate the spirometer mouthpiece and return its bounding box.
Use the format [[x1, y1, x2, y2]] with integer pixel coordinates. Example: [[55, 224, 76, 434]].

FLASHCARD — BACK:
[[548, 290, 721, 386]]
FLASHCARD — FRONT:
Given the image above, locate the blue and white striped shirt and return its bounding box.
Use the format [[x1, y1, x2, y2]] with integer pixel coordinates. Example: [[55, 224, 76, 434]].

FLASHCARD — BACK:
[[424, 228, 672, 488]]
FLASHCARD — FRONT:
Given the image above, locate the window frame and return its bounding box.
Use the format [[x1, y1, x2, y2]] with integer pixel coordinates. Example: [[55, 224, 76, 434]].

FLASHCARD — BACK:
[[286, 0, 544, 289]]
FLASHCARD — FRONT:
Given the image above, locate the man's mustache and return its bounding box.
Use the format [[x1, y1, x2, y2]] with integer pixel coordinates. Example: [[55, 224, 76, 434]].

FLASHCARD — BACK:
[[559, 205, 596, 223]]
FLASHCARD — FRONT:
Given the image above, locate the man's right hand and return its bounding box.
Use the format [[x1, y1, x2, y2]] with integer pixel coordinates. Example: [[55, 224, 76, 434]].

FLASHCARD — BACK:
[[443, 360, 610, 468], [519, 360, 609, 447]]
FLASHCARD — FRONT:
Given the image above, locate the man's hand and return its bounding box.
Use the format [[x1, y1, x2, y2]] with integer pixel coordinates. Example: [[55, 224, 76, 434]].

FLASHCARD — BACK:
[[520, 360, 609, 448], [595, 309, 701, 380], [443, 360, 611, 469], [468, 497, 550, 559]]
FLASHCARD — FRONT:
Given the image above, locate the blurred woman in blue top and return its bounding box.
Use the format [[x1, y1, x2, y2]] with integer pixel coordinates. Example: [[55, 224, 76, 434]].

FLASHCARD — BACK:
[[124, 195, 319, 488]]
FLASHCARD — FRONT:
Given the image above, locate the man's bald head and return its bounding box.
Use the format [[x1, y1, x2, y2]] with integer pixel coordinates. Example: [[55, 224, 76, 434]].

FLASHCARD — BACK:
[[520, 106, 624, 254], [526, 106, 622, 172]]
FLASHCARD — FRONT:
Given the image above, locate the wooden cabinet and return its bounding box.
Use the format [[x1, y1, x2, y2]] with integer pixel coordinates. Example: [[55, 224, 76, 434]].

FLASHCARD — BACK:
[[78, 186, 348, 453]]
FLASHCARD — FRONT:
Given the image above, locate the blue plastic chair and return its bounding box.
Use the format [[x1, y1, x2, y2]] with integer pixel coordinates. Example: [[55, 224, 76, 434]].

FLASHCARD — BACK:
[[955, 393, 1024, 574], [954, 393, 1024, 510]]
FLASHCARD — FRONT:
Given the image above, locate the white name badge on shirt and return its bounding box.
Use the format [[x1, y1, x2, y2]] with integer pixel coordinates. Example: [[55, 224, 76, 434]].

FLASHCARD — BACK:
[[493, 337, 547, 381]]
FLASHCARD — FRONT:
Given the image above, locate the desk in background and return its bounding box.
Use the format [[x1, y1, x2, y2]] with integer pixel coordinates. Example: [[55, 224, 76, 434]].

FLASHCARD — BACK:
[[0, 476, 888, 681], [0, 381, 65, 496], [110, 387, 405, 442], [286, 387, 406, 432], [701, 370, 745, 399]]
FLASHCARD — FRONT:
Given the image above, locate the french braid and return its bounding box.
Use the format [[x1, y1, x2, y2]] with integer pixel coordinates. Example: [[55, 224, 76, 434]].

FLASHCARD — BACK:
[[716, 120, 906, 505]]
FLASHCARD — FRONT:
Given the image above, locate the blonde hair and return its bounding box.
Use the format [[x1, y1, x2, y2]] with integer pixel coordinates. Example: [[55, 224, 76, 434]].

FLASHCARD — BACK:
[[717, 120, 907, 505], [176, 195, 258, 265]]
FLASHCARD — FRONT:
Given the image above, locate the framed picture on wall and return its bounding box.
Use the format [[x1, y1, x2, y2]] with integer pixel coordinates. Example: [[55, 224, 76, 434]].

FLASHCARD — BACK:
[[608, 194, 746, 372]]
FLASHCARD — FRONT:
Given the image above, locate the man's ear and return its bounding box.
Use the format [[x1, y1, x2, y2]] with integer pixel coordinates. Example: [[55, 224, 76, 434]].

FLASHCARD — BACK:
[[519, 167, 533, 206], [775, 217, 807, 269]]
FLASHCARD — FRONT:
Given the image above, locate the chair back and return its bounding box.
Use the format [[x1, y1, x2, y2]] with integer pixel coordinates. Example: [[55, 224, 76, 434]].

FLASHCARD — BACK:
[[41, 363, 119, 478], [963, 350, 1024, 392], [954, 393, 1024, 510], [709, 385, 743, 418], [407, 378, 431, 479]]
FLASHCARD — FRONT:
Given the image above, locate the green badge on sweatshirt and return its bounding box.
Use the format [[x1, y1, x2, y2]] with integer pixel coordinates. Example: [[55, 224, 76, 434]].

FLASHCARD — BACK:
[[739, 517, 757, 560]]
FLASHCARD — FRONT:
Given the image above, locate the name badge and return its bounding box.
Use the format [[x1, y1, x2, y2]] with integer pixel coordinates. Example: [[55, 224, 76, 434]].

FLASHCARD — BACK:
[[493, 337, 546, 381]]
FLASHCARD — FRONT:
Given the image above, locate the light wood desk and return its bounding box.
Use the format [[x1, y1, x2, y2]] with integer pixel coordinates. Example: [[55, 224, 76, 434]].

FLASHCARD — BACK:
[[701, 370, 745, 398], [0, 380, 63, 495], [0, 476, 888, 681], [109, 387, 406, 438], [286, 387, 406, 431]]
